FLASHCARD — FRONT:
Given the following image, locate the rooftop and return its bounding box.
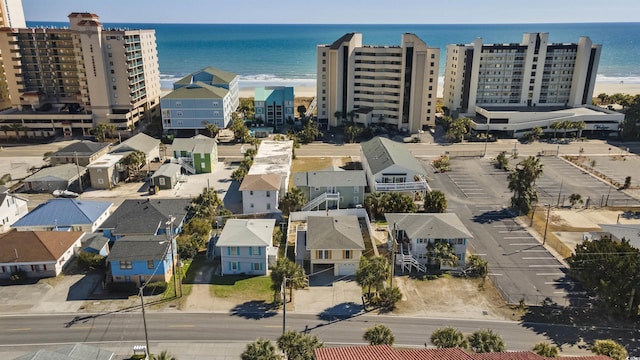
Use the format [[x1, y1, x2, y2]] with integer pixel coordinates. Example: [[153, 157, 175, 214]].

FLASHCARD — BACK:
[[24, 164, 85, 182], [172, 135, 217, 154], [361, 137, 425, 176], [163, 81, 229, 100], [13, 198, 112, 228], [248, 140, 294, 177], [107, 235, 170, 262], [307, 215, 365, 250], [385, 213, 473, 240], [51, 141, 111, 157], [239, 174, 282, 191], [0, 231, 85, 263], [110, 133, 159, 155], [174, 66, 238, 87], [99, 198, 190, 235], [216, 219, 276, 247], [86, 153, 123, 168], [293, 169, 366, 188]]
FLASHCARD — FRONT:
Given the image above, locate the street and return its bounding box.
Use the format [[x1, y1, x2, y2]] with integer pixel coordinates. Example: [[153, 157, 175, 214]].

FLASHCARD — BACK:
[[1, 312, 637, 357]]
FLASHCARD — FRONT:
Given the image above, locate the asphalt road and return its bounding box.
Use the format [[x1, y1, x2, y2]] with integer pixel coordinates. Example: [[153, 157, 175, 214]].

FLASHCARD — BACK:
[[1, 312, 637, 356]]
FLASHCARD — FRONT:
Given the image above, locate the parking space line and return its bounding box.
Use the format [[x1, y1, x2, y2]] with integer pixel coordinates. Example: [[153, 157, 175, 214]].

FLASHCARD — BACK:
[[510, 243, 538, 246], [498, 230, 527, 233], [521, 249, 548, 252], [545, 281, 572, 285], [503, 236, 532, 239]]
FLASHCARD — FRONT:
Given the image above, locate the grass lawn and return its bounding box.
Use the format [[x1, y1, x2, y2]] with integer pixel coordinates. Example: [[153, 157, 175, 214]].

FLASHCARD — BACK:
[[209, 275, 273, 302], [161, 253, 208, 301]]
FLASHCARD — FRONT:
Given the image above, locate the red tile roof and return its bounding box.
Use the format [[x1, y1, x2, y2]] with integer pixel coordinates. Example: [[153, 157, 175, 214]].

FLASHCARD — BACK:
[[314, 345, 403, 360], [470, 351, 544, 360], [398, 348, 473, 360]]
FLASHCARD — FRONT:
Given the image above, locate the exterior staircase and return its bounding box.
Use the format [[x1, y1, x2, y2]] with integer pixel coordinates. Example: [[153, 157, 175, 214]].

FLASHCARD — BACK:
[[396, 243, 427, 273], [305, 97, 317, 118], [301, 192, 340, 211], [177, 157, 196, 174]]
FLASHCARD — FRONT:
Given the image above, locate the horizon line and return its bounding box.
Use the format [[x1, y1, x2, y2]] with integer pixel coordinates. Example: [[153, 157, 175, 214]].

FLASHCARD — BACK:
[[25, 20, 640, 26]]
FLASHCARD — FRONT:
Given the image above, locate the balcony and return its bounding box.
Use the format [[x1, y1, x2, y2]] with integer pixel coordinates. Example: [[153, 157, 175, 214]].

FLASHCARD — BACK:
[[374, 176, 428, 192]]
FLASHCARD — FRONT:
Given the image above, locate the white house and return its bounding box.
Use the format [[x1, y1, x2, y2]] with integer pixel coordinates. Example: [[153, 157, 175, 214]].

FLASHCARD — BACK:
[[239, 174, 281, 214], [0, 191, 28, 233], [360, 137, 428, 193], [385, 213, 473, 272], [216, 219, 277, 276]]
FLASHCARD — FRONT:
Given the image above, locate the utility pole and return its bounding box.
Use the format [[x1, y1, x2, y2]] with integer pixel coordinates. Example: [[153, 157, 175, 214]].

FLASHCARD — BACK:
[[139, 287, 150, 357], [282, 277, 287, 335], [166, 216, 181, 297], [556, 179, 563, 207], [543, 204, 551, 245], [74, 151, 83, 193]]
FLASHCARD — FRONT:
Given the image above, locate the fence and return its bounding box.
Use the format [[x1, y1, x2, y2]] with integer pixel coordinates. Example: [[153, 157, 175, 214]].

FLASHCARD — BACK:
[[488, 274, 592, 308]]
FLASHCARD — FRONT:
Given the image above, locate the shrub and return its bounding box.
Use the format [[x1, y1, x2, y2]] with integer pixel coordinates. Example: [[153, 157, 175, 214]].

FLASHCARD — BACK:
[[77, 251, 106, 269]]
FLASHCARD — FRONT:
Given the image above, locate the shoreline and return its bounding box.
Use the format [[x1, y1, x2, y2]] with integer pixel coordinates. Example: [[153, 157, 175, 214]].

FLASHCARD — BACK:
[[162, 80, 640, 100]]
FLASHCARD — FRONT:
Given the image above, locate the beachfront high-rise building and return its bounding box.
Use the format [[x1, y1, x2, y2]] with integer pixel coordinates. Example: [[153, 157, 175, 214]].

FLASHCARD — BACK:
[[253, 86, 294, 130], [317, 33, 439, 133], [161, 66, 239, 134], [0, 0, 25, 28], [0, 12, 161, 137], [442, 32, 622, 137]]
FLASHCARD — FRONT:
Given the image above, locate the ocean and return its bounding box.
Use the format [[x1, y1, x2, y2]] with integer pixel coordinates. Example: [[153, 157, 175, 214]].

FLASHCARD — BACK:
[[28, 22, 640, 90]]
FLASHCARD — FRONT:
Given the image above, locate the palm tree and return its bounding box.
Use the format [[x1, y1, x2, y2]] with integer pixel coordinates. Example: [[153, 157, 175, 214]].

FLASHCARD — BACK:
[[191, 187, 224, 219], [277, 330, 323, 360], [550, 121, 561, 139], [334, 110, 342, 125], [280, 187, 306, 215], [423, 190, 447, 213], [429, 241, 459, 269], [152, 350, 177, 360], [467, 329, 506, 353], [571, 120, 586, 138], [363, 324, 395, 345], [231, 166, 248, 183], [430, 327, 467, 349], [532, 341, 559, 357], [590, 339, 628, 360], [270, 257, 307, 301], [94, 123, 116, 142], [204, 122, 219, 138], [356, 256, 389, 298], [242, 339, 282, 360], [121, 150, 146, 179]]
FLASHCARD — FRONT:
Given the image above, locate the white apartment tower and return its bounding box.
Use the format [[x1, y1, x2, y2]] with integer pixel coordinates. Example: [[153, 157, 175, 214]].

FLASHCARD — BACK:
[[443, 32, 601, 116], [0, 12, 161, 137], [0, 0, 25, 28], [317, 33, 439, 133]]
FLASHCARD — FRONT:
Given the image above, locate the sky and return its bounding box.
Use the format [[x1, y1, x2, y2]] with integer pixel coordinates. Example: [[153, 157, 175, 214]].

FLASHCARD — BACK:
[[21, 0, 640, 24]]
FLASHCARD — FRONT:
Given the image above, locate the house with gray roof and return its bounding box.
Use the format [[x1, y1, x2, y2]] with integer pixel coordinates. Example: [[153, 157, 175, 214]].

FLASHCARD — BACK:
[[171, 134, 218, 174], [106, 234, 176, 286], [385, 213, 472, 271], [162, 66, 239, 131], [109, 133, 160, 164], [98, 198, 190, 241], [12, 198, 112, 232], [22, 163, 87, 193], [293, 167, 366, 210], [306, 215, 365, 276], [50, 140, 111, 167], [360, 137, 428, 193], [216, 219, 276, 276], [150, 163, 182, 190]]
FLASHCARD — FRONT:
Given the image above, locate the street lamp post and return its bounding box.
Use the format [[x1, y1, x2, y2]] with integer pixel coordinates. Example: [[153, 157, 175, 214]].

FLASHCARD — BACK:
[[543, 203, 551, 245]]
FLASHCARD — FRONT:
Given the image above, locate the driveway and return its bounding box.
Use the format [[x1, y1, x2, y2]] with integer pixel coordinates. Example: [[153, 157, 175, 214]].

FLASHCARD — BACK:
[[294, 277, 363, 317]]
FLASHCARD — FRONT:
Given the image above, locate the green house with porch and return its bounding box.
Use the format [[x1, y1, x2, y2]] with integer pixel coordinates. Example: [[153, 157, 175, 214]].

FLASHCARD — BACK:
[[171, 135, 217, 174]]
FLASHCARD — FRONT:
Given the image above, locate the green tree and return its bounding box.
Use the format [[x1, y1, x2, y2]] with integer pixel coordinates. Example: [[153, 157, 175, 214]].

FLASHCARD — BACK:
[[529, 126, 543, 141], [94, 123, 116, 142], [363, 324, 395, 345], [297, 105, 307, 119], [230, 116, 250, 143], [568, 193, 583, 207], [333, 111, 342, 125], [429, 241, 459, 269], [432, 155, 451, 173], [532, 342, 559, 357], [445, 117, 472, 142], [495, 151, 509, 170], [355, 256, 389, 298], [270, 258, 307, 302], [238, 98, 255, 120], [280, 187, 306, 215], [242, 339, 281, 360], [385, 192, 418, 214], [299, 119, 322, 144], [623, 176, 632, 190], [465, 255, 488, 278], [597, 93, 609, 105], [377, 286, 402, 310], [191, 187, 224, 219], [345, 123, 361, 143], [550, 121, 562, 139], [430, 327, 467, 349], [466, 329, 506, 353], [568, 236, 640, 317], [590, 339, 628, 360], [203, 123, 219, 138], [423, 190, 447, 213], [152, 350, 177, 360], [231, 166, 248, 183], [183, 217, 211, 238], [364, 192, 387, 220], [121, 150, 146, 179], [277, 330, 323, 360], [571, 120, 586, 138], [508, 156, 543, 214]]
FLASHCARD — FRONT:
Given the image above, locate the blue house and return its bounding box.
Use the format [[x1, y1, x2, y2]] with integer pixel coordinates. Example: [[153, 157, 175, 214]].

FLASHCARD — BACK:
[[81, 234, 110, 256], [98, 198, 190, 242], [254, 86, 295, 129], [106, 235, 176, 287]]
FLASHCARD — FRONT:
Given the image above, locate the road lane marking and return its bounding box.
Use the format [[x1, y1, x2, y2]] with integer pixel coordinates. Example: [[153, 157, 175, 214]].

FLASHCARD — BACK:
[[168, 325, 195, 328], [504, 236, 532, 239], [521, 250, 548, 253], [7, 328, 31, 331], [510, 243, 538, 246], [264, 325, 281, 328], [499, 230, 527, 233]]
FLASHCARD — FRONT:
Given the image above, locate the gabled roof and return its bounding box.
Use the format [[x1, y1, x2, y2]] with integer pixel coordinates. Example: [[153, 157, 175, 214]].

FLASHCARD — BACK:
[[239, 174, 282, 191], [81, 234, 109, 252], [152, 163, 182, 178], [110, 133, 159, 155], [24, 164, 85, 182], [293, 169, 366, 188], [174, 66, 238, 86], [385, 213, 473, 240], [107, 235, 170, 262], [172, 135, 217, 154], [361, 137, 424, 176], [163, 81, 229, 99], [51, 141, 110, 157], [307, 216, 365, 250], [216, 219, 275, 247], [0, 231, 84, 263], [13, 199, 112, 228], [470, 352, 544, 360], [314, 345, 402, 360], [254, 86, 294, 102], [98, 198, 190, 235]]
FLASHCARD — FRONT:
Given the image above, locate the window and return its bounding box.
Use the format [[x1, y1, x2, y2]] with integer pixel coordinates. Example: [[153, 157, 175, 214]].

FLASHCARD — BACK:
[[266, 203, 271, 210], [176, 101, 182, 107], [147, 260, 154, 269], [353, 196, 359, 204], [344, 250, 352, 259], [354, 186, 359, 193], [317, 250, 331, 259], [97, 178, 104, 184], [266, 191, 270, 197], [250, 247, 262, 256], [229, 262, 239, 271], [251, 263, 263, 271], [120, 260, 133, 270], [250, 190, 254, 195], [158, 177, 165, 186], [176, 111, 183, 116], [229, 247, 240, 256]]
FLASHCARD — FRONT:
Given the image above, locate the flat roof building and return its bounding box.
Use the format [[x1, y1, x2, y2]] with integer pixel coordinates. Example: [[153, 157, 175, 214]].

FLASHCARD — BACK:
[[317, 33, 439, 133], [0, 12, 161, 137]]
